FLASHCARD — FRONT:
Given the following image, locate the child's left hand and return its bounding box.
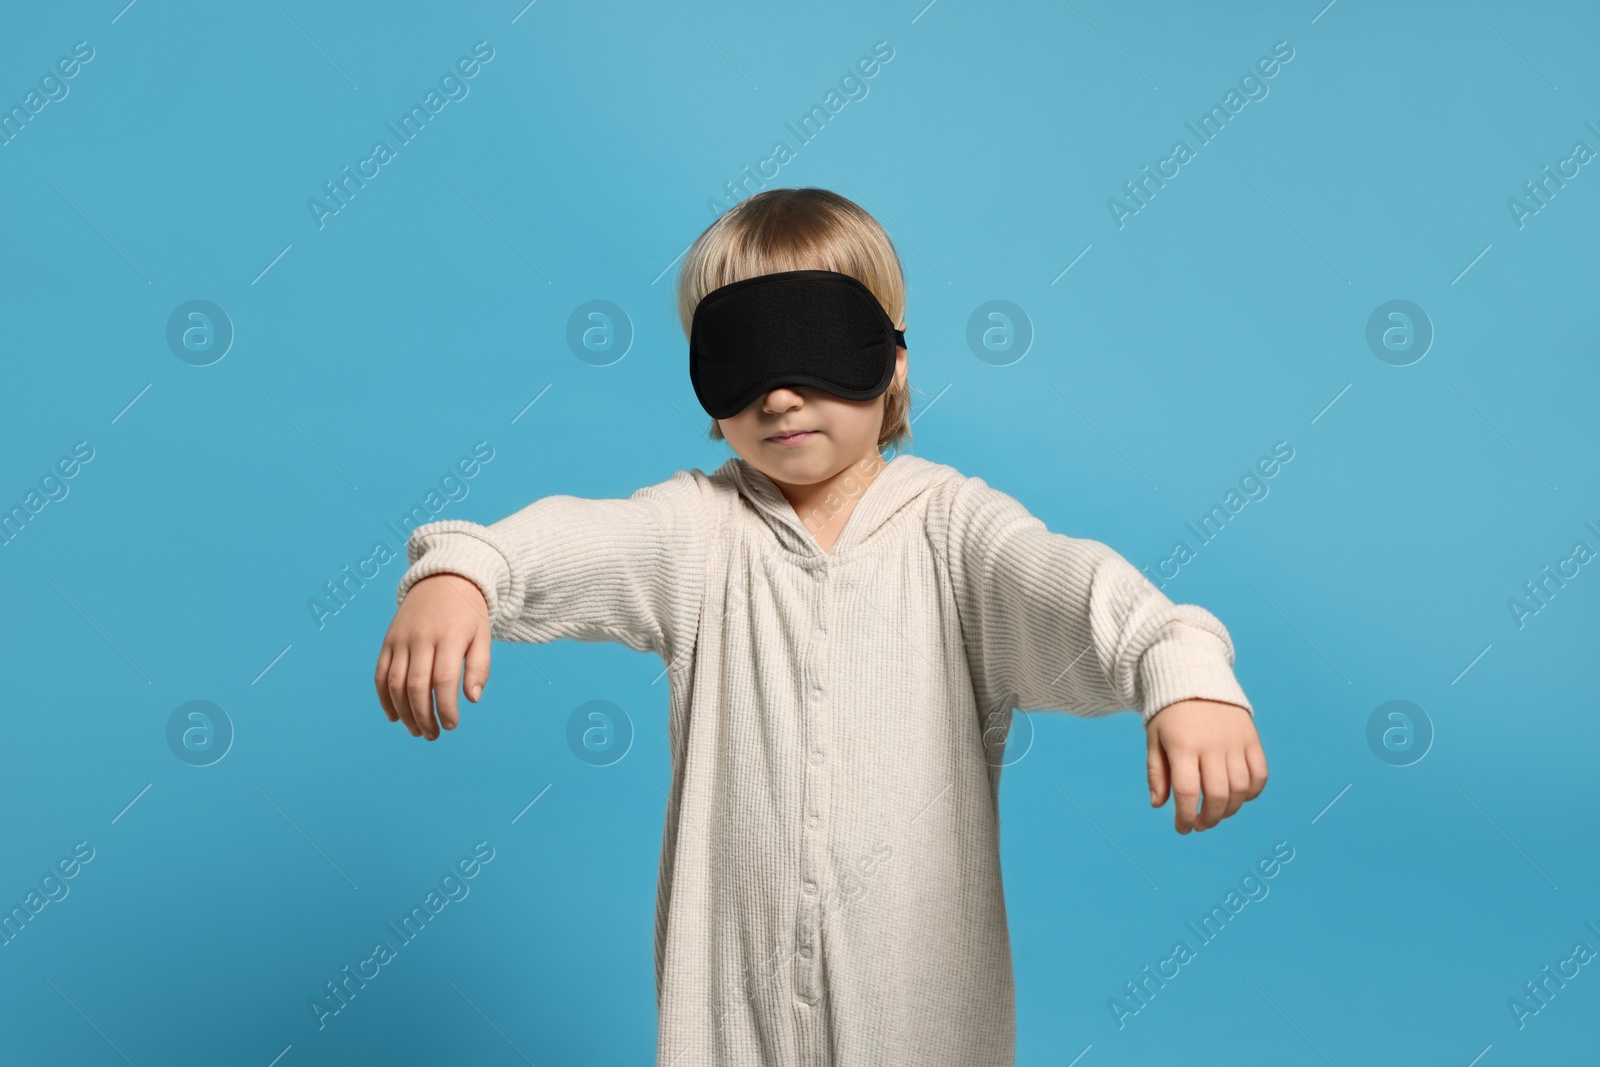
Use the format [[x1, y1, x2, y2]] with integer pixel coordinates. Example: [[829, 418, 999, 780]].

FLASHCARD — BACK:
[[1145, 699, 1267, 834]]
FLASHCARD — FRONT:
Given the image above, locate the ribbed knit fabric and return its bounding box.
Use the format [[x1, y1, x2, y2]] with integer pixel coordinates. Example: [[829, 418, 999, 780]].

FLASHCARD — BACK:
[[395, 452, 1254, 1066]]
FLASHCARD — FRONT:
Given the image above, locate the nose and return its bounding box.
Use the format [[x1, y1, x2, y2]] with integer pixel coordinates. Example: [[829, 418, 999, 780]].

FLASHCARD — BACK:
[[761, 385, 806, 412]]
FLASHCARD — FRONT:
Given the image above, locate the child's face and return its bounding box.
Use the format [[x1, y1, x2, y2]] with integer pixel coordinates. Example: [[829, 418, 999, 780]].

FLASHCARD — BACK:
[[717, 346, 907, 487]]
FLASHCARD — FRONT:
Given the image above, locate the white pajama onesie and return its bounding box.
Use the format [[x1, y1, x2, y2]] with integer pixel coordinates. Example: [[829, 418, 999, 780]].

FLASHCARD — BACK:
[[395, 452, 1254, 1066]]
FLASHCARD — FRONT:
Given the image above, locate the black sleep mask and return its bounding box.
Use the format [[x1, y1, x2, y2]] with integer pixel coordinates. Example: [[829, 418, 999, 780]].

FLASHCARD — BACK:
[[688, 269, 906, 419]]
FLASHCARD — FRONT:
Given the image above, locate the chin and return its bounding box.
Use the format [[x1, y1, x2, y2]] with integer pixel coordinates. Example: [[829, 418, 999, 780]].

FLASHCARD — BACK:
[[756, 448, 830, 479]]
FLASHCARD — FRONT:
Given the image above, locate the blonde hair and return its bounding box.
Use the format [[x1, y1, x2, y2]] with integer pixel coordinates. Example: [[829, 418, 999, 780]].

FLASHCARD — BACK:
[[675, 188, 915, 455]]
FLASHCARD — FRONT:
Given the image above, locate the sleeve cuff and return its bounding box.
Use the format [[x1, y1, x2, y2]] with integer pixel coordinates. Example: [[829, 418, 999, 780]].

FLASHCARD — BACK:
[[1137, 623, 1254, 727], [394, 519, 521, 633]]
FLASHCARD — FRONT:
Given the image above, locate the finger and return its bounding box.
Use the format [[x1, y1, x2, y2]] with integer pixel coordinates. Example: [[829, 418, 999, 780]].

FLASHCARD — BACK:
[[1222, 750, 1250, 821], [375, 642, 399, 722], [1196, 749, 1230, 831], [386, 646, 421, 737], [1169, 748, 1201, 834], [407, 642, 440, 740], [432, 639, 467, 733], [1146, 731, 1170, 807], [462, 620, 492, 705], [1245, 742, 1269, 800]]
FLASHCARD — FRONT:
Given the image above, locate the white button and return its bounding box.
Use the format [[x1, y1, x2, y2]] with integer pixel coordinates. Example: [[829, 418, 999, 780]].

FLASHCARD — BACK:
[[799, 945, 813, 958], [810, 751, 823, 765], [811, 684, 823, 698], [808, 815, 820, 828], [803, 880, 816, 894]]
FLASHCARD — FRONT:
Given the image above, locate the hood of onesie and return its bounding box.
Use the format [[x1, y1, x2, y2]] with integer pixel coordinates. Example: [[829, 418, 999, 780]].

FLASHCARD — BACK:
[[714, 452, 950, 559]]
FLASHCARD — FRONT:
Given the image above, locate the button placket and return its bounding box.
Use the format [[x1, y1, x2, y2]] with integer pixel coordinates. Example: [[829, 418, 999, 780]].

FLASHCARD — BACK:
[[794, 559, 831, 1005]]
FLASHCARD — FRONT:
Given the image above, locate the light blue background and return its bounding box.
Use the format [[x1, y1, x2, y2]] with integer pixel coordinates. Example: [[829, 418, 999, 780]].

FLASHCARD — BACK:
[[2, 1, 1596, 1064]]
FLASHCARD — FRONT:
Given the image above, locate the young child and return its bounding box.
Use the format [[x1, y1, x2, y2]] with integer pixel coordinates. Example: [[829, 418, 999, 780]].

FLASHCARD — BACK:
[[374, 187, 1268, 1066]]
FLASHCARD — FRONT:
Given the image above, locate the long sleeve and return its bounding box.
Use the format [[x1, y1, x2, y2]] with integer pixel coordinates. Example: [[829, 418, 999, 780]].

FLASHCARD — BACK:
[[939, 474, 1253, 726], [393, 468, 716, 664]]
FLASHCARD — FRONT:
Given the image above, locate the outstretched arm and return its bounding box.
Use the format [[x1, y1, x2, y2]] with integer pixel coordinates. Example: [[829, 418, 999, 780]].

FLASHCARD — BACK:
[[395, 467, 715, 662], [942, 473, 1252, 723], [377, 468, 714, 740], [940, 474, 1266, 833]]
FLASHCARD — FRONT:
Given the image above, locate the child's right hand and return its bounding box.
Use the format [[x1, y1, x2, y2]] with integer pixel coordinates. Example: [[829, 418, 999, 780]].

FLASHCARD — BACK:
[[374, 573, 492, 741]]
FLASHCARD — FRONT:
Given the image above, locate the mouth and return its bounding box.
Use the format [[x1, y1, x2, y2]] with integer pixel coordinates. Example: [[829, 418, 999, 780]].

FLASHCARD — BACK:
[[766, 429, 819, 445]]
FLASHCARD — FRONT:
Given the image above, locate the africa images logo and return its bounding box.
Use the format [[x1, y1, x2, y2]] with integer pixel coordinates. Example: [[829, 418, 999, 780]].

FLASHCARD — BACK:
[[1107, 41, 1296, 229]]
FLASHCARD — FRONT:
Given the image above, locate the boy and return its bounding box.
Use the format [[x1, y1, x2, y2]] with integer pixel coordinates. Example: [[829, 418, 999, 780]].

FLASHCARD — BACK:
[[375, 188, 1267, 1066]]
